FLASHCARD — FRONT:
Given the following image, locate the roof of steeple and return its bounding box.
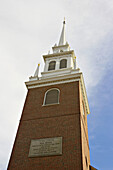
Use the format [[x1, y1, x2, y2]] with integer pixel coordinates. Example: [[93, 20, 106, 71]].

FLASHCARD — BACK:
[[58, 18, 66, 46]]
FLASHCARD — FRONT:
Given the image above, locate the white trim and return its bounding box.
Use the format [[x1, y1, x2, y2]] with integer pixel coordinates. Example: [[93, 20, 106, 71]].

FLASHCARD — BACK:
[[43, 88, 60, 106], [59, 58, 68, 61], [80, 75, 90, 114], [42, 67, 72, 74], [41, 67, 74, 78], [26, 78, 80, 89], [42, 103, 60, 107], [44, 60, 49, 72], [43, 50, 74, 61], [26, 72, 81, 88]]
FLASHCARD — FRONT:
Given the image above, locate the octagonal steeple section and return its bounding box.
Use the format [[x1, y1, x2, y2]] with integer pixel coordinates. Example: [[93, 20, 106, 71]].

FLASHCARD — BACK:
[[41, 20, 79, 79]]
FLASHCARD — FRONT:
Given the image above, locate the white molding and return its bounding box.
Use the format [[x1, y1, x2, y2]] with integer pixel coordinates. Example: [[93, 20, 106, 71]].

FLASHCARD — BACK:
[[80, 74, 90, 114], [26, 78, 80, 89], [26, 72, 82, 88], [43, 50, 74, 61], [41, 67, 72, 78], [42, 103, 60, 107]]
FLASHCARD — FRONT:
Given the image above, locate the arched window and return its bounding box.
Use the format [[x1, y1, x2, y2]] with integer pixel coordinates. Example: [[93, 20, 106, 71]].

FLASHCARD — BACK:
[[48, 61, 56, 71], [44, 88, 60, 105], [60, 59, 67, 69]]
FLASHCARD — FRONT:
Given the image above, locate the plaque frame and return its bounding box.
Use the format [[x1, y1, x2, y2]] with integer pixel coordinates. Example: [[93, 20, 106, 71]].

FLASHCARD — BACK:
[[28, 137, 62, 157]]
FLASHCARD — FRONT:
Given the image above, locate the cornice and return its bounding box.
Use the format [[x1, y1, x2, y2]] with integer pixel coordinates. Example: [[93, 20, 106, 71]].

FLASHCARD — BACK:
[[25, 72, 81, 88], [43, 50, 74, 61]]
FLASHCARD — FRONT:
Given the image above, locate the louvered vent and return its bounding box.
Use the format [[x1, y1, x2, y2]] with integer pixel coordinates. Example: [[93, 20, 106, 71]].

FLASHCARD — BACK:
[[45, 89, 59, 105], [48, 61, 56, 71], [60, 59, 67, 69]]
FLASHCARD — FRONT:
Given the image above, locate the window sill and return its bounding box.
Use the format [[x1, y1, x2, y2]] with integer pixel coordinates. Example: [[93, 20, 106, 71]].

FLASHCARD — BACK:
[[42, 103, 60, 107]]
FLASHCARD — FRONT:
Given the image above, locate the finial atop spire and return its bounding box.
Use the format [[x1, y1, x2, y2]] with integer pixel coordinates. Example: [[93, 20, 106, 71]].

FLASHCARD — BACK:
[[63, 17, 65, 24], [58, 18, 66, 46]]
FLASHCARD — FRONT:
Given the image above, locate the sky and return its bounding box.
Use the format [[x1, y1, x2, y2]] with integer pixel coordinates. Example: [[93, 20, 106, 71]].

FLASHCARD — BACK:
[[0, 0, 113, 169]]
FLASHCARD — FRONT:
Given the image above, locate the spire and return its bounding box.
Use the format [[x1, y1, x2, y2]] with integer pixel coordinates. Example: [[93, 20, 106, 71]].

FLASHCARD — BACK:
[[58, 18, 66, 46]]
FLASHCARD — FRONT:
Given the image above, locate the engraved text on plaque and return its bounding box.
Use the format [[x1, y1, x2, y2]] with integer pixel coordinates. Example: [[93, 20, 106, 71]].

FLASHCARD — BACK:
[[28, 137, 62, 157]]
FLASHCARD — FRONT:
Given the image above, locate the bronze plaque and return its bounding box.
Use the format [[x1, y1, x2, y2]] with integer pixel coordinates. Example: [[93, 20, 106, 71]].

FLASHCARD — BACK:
[[28, 137, 62, 157]]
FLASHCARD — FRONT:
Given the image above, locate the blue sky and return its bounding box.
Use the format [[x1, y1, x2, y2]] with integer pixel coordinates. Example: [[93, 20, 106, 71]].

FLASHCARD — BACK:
[[0, 0, 113, 169], [88, 70, 113, 170]]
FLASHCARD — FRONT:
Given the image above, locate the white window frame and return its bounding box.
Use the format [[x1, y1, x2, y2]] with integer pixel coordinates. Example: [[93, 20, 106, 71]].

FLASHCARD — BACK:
[[43, 88, 60, 106], [48, 60, 56, 71], [59, 59, 67, 69]]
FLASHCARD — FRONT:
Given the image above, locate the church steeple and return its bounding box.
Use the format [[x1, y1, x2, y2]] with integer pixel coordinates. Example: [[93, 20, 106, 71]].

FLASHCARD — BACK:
[[58, 18, 66, 46], [8, 19, 93, 170], [29, 20, 78, 81]]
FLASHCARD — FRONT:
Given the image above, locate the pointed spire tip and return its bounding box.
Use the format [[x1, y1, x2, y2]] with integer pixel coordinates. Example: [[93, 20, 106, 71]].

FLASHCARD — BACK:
[[58, 18, 66, 46], [63, 17, 66, 24]]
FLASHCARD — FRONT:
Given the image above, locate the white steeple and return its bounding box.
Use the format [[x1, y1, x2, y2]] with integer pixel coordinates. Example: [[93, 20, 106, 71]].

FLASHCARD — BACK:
[[29, 19, 78, 81], [58, 18, 66, 46], [52, 18, 70, 54]]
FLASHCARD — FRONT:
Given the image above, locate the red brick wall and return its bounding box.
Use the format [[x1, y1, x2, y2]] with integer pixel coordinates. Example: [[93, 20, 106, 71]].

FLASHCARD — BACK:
[[8, 81, 84, 170], [21, 81, 80, 120]]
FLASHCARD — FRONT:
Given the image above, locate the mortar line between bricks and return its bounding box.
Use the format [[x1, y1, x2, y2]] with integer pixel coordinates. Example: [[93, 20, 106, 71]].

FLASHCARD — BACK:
[[21, 112, 80, 122]]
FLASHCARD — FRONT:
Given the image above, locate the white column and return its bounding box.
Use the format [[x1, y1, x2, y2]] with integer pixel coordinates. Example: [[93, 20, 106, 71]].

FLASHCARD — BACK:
[[67, 56, 71, 68], [56, 59, 60, 70], [44, 60, 49, 72]]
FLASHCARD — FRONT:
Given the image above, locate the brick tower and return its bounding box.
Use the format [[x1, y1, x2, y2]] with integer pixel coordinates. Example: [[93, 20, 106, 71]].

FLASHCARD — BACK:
[[8, 20, 96, 170]]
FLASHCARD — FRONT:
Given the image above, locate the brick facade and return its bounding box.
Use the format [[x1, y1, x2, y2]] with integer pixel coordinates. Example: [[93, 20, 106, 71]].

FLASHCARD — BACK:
[[8, 81, 90, 170]]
